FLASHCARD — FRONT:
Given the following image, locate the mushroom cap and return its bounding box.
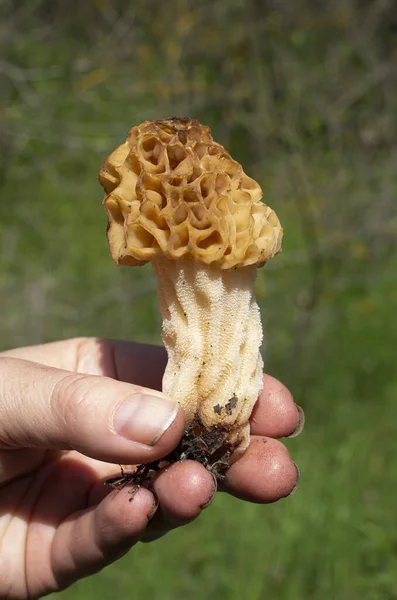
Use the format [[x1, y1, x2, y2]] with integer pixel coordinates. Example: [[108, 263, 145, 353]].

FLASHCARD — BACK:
[[99, 117, 283, 269]]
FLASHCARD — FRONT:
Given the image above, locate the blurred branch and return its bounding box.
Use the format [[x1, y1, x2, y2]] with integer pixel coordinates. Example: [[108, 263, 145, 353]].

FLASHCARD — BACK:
[[0, 59, 38, 106], [333, 63, 397, 116]]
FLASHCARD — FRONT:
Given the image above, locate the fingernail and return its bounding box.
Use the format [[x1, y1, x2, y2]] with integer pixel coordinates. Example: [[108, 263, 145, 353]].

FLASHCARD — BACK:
[[287, 462, 300, 497], [148, 498, 159, 521], [200, 473, 218, 509], [114, 395, 178, 446], [287, 403, 305, 438]]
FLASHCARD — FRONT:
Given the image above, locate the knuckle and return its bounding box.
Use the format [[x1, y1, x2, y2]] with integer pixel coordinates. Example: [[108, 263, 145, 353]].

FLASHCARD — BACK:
[[96, 490, 151, 549], [50, 373, 100, 434], [74, 337, 113, 377]]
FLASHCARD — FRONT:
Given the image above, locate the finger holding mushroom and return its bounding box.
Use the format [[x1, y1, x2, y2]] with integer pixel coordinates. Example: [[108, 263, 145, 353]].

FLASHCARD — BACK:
[[99, 117, 283, 481]]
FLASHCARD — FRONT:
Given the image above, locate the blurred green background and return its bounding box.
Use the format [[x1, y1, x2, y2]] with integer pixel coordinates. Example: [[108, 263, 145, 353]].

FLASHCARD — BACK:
[[1, 1, 397, 598]]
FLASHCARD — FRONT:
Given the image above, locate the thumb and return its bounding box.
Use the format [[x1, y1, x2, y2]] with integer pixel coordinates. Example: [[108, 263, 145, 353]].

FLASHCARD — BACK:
[[0, 357, 184, 464]]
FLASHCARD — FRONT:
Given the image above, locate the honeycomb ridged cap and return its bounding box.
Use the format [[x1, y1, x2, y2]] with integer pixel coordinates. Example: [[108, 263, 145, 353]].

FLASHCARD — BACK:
[[99, 117, 283, 269]]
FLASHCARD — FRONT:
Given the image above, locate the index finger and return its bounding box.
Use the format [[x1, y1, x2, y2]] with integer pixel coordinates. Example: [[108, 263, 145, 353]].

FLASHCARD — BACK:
[[0, 337, 167, 390]]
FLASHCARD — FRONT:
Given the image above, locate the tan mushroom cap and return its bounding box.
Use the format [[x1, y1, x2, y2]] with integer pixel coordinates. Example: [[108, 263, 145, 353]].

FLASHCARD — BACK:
[[99, 117, 283, 269]]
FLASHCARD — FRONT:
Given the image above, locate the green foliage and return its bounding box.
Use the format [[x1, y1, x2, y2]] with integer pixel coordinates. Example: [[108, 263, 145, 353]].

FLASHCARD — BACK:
[[1, 1, 397, 598]]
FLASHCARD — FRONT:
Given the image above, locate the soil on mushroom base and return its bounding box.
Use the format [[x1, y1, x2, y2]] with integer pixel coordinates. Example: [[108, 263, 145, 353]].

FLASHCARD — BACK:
[[105, 418, 240, 497]]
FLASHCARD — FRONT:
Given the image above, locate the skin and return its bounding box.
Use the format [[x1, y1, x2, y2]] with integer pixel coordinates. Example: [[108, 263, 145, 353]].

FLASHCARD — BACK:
[[0, 337, 303, 599]]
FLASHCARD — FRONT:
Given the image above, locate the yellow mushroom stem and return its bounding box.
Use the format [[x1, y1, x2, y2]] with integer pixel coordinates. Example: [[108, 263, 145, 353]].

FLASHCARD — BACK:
[[152, 254, 263, 469]]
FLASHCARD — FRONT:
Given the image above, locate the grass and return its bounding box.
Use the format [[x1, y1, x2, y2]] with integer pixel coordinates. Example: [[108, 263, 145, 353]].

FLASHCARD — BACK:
[[1, 1, 397, 598]]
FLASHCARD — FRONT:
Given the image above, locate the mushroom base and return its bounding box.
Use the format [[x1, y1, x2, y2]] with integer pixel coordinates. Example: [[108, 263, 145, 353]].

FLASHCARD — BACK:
[[167, 418, 239, 479], [106, 418, 239, 493]]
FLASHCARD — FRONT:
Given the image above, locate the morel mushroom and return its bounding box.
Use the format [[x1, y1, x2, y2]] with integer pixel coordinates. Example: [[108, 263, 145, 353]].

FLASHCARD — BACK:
[[99, 117, 282, 480]]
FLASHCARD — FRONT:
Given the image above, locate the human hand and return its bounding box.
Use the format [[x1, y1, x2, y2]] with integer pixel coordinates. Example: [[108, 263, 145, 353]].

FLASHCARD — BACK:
[[0, 337, 303, 599]]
